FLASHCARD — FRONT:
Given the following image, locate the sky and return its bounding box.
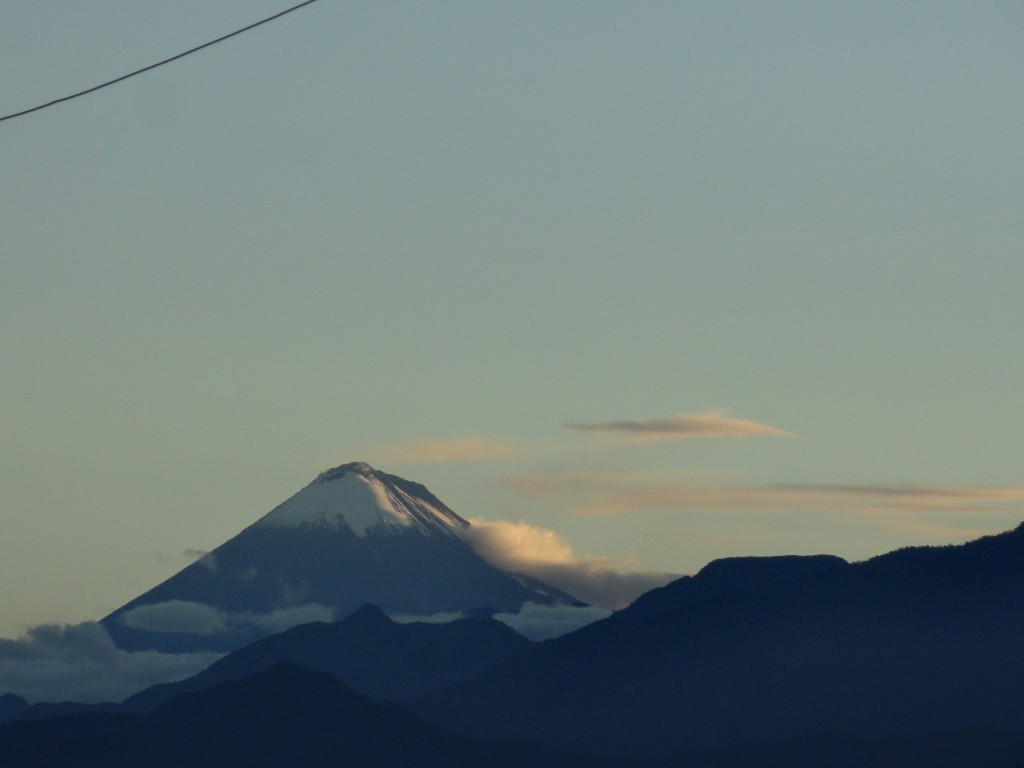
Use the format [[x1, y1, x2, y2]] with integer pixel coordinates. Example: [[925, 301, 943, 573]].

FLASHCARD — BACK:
[[2, 1, 1023, 642]]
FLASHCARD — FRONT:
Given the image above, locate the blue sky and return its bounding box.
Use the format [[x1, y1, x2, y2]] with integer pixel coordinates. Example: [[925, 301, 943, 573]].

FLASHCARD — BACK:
[[2, 1, 1023, 639]]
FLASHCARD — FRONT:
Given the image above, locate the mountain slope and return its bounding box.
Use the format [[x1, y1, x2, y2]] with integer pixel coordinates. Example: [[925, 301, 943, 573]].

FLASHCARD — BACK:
[[101, 462, 579, 653], [412, 524, 1024, 758], [122, 603, 533, 712], [0, 664, 622, 768], [5, 665, 1021, 768], [0, 695, 27, 722], [651, 728, 1024, 768]]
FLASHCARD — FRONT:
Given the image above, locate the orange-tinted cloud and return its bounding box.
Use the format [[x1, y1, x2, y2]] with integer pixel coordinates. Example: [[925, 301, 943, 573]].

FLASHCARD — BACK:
[[507, 471, 1024, 516], [372, 436, 522, 464], [460, 518, 677, 609], [563, 411, 793, 443]]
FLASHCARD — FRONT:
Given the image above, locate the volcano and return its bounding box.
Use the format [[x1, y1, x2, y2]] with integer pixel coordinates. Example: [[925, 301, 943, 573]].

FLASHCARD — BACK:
[[102, 462, 580, 652]]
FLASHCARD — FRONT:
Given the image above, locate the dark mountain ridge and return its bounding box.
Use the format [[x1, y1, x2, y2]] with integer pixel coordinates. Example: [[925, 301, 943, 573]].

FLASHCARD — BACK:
[[0, 663, 622, 768], [121, 603, 532, 713], [4, 664, 1023, 768], [3, 603, 533, 723], [412, 523, 1024, 758], [5, 525, 1024, 766]]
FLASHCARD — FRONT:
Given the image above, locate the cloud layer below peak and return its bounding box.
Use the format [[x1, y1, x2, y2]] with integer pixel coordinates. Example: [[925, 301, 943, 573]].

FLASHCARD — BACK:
[[0, 622, 221, 704]]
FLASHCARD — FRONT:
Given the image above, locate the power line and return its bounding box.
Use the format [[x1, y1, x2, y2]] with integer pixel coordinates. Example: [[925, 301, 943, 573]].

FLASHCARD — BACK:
[[0, 0, 320, 124]]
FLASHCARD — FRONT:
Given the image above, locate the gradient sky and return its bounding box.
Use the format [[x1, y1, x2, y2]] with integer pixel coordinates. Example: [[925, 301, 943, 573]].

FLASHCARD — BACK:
[[2, 1, 1023, 639]]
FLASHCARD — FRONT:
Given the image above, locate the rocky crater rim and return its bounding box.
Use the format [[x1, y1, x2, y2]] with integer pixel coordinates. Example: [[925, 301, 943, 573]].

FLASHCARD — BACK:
[[317, 461, 377, 483]]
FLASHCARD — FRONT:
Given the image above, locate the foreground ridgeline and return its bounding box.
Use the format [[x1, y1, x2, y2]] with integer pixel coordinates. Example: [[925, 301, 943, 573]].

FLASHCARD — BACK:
[[0, 664, 612, 768], [413, 523, 1024, 760]]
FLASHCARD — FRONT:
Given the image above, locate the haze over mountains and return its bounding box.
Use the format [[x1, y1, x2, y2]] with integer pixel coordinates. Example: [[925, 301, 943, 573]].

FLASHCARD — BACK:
[[2, 463, 1024, 766], [0, 462, 651, 705]]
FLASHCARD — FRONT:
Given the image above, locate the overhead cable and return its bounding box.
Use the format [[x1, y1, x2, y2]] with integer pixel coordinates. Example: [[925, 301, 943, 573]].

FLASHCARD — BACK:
[[0, 0, 320, 124]]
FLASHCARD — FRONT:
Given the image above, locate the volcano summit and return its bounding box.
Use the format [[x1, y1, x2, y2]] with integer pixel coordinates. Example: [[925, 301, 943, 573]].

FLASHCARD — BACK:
[[102, 462, 580, 653]]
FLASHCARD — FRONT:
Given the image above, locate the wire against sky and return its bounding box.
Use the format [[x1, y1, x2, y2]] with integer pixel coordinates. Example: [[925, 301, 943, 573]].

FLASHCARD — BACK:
[[0, 0, 320, 124]]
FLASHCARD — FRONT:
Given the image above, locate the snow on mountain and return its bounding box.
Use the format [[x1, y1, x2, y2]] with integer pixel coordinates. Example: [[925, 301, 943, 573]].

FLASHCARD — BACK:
[[100, 462, 583, 654], [254, 462, 465, 537]]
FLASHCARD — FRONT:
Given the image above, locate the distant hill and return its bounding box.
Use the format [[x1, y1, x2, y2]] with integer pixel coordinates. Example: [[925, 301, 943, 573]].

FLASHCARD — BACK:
[[0, 663, 621, 768], [412, 524, 1024, 758], [3, 664, 1023, 768], [651, 728, 1024, 768], [121, 603, 532, 713], [0, 694, 27, 722], [8, 520, 1024, 766]]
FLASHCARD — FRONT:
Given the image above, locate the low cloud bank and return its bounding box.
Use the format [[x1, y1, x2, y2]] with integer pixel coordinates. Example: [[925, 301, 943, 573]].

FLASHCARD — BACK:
[[0, 601, 337, 704], [119, 600, 336, 636], [387, 604, 610, 641], [0, 622, 221, 704], [493, 602, 611, 641], [389, 610, 466, 625], [461, 518, 677, 609]]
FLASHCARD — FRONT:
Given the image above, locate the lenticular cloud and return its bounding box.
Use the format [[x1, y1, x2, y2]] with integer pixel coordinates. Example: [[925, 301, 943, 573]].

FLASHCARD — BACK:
[[563, 411, 793, 441]]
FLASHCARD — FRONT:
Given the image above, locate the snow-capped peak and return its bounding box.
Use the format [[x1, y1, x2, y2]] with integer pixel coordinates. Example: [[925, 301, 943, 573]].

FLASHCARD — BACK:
[[254, 462, 468, 537]]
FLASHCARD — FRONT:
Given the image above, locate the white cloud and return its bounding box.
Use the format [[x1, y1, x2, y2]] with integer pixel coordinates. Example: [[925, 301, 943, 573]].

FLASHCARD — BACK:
[[118, 600, 336, 637], [183, 549, 219, 574], [245, 604, 335, 633], [387, 604, 609, 641], [0, 622, 221, 704], [460, 518, 677, 610], [389, 610, 466, 625], [0, 602, 345, 705], [492, 602, 611, 641], [120, 600, 227, 635]]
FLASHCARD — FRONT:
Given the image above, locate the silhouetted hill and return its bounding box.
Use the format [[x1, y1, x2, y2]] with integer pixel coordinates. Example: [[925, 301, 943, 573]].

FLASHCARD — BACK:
[[412, 524, 1024, 758], [653, 727, 1024, 768], [122, 603, 532, 713], [2, 700, 118, 724], [0, 694, 27, 722], [7, 527, 1024, 766], [0, 663, 622, 768]]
